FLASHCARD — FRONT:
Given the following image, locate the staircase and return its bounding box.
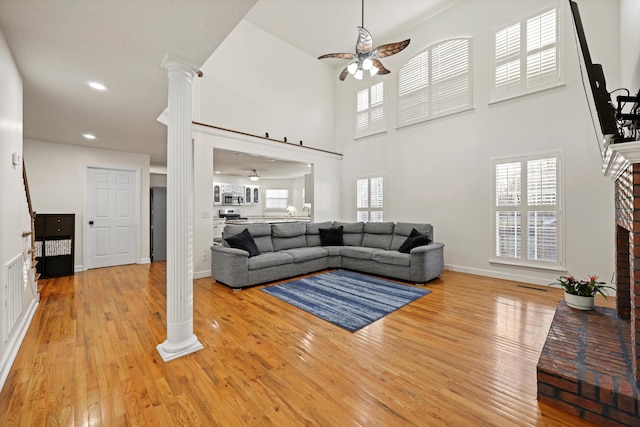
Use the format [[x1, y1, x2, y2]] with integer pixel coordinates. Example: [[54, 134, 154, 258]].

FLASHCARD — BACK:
[[22, 163, 40, 291]]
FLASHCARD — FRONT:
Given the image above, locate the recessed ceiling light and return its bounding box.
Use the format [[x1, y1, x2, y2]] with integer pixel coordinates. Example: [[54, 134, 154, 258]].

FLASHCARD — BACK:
[[87, 81, 108, 91], [215, 171, 221, 174], [82, 133, 97, 140]]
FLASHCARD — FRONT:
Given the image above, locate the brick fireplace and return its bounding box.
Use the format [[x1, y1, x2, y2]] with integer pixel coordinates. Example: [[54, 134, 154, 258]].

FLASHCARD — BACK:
[[537, 147, 640, 426]]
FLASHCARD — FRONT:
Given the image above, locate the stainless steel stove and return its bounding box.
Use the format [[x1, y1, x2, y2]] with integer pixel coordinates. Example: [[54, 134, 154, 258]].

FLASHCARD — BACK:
[[218, 208, 246, 220]]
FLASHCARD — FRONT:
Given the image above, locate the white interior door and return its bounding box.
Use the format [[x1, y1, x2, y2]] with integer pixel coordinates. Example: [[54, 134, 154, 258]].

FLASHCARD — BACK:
[[85, 167, 139, 269]]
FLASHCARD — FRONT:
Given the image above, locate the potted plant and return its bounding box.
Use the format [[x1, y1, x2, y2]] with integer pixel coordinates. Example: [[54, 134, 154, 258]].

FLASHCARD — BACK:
[[550, 275, 614, 310]]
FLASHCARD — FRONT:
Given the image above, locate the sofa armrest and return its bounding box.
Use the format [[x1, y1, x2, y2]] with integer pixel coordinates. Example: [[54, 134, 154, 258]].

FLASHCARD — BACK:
[[210, 245, 250, 288], [409, 242, 445, 283]]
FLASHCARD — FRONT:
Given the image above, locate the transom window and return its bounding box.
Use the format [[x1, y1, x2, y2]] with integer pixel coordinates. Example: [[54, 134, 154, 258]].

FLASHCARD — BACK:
[[397, 38, 472, 127], [356, 175, 384, 222], [491, 6, 561, 102], [356, 82, 385, 138], [492, 151, 563, 269]]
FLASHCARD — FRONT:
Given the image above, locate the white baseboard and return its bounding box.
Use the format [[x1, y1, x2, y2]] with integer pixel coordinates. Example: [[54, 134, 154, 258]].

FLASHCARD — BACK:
[[0, 298, 39, 392], [74, 264, 83, 272], [444, 264, 551, 286], [194, 269, 211, 280], [140, 258, 151, 264]]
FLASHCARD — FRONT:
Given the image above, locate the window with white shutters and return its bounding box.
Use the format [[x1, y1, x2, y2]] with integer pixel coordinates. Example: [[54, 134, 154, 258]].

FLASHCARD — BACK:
[[491, 6, 561, 102], [492, 151, 563, 268], [397, 38, 472, 127], [265, 189, 289, 210], [356, 82, 385, 138], [356, 175, 384, 222]]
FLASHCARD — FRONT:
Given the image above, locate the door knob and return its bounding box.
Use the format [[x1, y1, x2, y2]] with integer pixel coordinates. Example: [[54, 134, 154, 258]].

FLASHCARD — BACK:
[[89, 221, 94, 225]]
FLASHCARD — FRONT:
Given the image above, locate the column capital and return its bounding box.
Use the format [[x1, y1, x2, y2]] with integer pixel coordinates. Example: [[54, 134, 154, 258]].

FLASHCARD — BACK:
[[161, 54, 199, 78]]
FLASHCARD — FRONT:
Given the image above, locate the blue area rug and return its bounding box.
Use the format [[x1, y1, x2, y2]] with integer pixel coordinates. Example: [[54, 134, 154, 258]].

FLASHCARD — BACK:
[[261, 269, 431, 332]]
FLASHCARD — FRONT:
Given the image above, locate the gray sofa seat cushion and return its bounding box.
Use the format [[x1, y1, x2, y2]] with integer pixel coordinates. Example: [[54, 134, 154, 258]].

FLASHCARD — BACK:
[[280, 247, 328, 263], [224, 223, 274, 253], [391, 222, 433, 251], [362, 221, 395, 250], [248, 252, 294, 271], [323, 246, 343, 256], [341, 246, 376, 260], [305, 221, 333, 247], [334, 221, 364, 246], [272, 222, 308, 251], [372, 250, 411, 266]]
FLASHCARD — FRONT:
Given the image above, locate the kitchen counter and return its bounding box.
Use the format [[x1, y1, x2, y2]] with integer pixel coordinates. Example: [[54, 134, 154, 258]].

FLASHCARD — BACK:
[[226, 216, 311, 225]]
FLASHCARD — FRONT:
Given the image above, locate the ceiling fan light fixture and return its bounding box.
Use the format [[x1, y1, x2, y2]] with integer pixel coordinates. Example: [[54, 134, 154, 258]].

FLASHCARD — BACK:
[[354, 68, 364, 80], [362, 58, 373, 71], [347, 62, 358, 75], [248, 169, 260, 181], [369, 65, 379, 77]]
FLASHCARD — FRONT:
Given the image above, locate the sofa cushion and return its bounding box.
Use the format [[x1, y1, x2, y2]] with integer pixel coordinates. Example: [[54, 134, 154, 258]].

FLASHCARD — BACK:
[[341, 246, 376, 260], [272, 222, 307, 251], [391, 222, 433, 250], [362, 222, 395, 250], [398, 229, 432, 253], [247, 252, 294, 271], [372, 250, 411, 266], [224, 223, 274, 253], [280, 247, 328, 263], [319, 226, 344, 246], [225, 228, 260, 257], [305, 221, 333, 247], [334, 222, 364, 246], [323, 246, 343, 256]]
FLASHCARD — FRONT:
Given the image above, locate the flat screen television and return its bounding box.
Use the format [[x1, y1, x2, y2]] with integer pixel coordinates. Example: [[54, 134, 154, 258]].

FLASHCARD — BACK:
[[569, 0, 622, 143]]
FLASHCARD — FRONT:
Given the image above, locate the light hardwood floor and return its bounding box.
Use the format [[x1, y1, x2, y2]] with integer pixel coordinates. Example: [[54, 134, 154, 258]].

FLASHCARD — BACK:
[[0, 263, 612, 426]]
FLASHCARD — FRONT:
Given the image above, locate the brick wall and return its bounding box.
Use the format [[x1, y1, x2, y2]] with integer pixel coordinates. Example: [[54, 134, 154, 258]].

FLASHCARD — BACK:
[[615, 164, 640, 383]]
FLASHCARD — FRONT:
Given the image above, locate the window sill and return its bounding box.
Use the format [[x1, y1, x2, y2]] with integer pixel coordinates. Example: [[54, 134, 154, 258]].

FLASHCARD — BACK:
[[489, 259, 566, 272], [354, 129, 387, 140], [489, 82, 565, 105]]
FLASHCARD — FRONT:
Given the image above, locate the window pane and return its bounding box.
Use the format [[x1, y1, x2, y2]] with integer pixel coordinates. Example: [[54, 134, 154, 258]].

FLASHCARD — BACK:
[[527, 157, 556, 206], [370, 211, 384, 222], [527, 211, 556, 262], [357, 211, 369, 222], [496, 211, 521, 258], [370, 177, 383, 208], [495, 23, 520, 62], [495, 162, 521, 206], [357, 89, 369, 112], [357, 178, 368, 208]]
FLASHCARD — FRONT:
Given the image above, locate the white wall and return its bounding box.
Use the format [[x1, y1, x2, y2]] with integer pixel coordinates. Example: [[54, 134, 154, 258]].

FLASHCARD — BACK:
[[23, 139, 151, 269], [198, 20, 337, 153], [0, 26, 38, 391], [620, 0, 640, 92], [335, 0, 618, 286]]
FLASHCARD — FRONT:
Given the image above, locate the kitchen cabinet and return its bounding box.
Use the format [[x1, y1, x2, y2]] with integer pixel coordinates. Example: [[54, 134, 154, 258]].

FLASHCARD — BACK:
[[213, 183, 222, 205], [243, 185, 260, 205]]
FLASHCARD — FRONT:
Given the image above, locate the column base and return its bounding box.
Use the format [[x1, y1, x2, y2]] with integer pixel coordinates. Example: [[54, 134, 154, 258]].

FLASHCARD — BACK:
[[156, 334, 204, 362]]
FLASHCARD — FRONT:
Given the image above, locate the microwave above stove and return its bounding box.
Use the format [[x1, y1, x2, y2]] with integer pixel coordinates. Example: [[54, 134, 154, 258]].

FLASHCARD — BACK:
[[223, 193, 244, 205]]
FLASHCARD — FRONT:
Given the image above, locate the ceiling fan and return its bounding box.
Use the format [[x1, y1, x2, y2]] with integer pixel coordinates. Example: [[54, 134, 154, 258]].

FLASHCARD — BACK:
[[318, 0, 410, 81]]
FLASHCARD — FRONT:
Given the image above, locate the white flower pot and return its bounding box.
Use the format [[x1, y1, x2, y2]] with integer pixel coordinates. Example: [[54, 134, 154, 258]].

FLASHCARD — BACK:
[[564, 292, 594, 310]]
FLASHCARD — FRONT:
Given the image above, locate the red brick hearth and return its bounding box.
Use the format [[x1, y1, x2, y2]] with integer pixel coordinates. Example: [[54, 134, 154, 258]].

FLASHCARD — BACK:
[[537, 163, 640, 425]]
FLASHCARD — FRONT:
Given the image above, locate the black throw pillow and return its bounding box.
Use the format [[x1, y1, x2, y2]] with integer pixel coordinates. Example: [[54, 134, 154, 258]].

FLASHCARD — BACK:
[[398, 228, 432, 253], [319, 226, 344, 246], [225, 228, 260, 257]]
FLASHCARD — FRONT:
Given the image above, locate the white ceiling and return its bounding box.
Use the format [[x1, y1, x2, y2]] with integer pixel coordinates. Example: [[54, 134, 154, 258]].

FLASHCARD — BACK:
[[0, 0, 456, 177]]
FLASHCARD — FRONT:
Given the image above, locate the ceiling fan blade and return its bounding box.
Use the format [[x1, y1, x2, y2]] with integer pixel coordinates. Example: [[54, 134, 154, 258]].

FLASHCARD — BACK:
[[356, 26, 373, 54], [370, 39, 410, 59], [339, 66, 350, 81], [318, 52, 356, 60], [371, 59, 390, 75]]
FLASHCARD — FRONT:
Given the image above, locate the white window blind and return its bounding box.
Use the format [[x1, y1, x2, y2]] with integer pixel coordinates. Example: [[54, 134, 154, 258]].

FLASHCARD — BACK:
[[356, 82, 385, 138], [398, 38, 471, 127], [265, 189, 289, 210], [492, 7, 561, 102], [356, 175, 384, 222], [492, 152, 562, 268]]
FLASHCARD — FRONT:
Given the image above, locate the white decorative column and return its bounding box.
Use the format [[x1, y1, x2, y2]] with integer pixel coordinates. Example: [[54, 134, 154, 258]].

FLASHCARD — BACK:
[[157, 58, 203, 361]]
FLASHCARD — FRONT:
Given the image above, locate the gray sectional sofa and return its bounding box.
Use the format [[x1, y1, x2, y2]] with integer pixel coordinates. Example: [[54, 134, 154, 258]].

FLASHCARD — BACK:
[[210, 221, 445, 289]]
